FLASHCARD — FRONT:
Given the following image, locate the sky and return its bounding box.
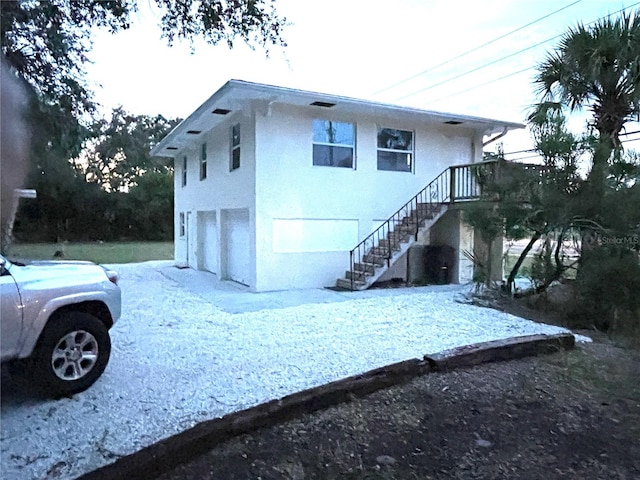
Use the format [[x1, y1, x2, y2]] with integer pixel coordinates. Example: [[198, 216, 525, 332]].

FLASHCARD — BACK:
[[85, 0, 640, 158]]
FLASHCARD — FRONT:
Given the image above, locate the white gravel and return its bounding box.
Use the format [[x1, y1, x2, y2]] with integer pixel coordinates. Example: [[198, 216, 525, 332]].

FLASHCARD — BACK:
[[0, 261, 589, 480]]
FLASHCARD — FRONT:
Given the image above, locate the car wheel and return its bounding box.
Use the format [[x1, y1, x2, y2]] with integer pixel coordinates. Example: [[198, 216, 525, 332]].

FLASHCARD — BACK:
[[33, 311, 111, 396]]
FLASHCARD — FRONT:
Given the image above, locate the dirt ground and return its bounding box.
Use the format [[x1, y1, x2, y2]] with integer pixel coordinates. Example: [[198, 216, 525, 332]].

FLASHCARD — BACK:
[[156, 307, 640, 480]]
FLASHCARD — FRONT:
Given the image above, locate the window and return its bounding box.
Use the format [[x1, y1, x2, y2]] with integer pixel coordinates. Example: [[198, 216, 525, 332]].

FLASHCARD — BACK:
[[182, 156, 188, 186], [231, 123, 240, 171], [312, 119, 355, 168], [200, 143, 207, 180], [179, 212, 185, 237], [377, 128, 413, 172]]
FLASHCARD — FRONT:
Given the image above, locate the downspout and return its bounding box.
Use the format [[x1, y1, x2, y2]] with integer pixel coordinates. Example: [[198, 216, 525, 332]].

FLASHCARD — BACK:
[[482, 127, 509, 147]]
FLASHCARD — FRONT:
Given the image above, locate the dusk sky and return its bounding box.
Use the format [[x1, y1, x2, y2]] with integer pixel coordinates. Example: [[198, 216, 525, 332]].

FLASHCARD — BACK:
[[85, 0, 640, 157]]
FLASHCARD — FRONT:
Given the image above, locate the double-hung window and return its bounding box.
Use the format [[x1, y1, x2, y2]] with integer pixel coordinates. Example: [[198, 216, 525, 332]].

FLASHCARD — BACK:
[[377, 128, 413, 172], [231, 123, 240, 171], [200, 143, 207, 180], [312, 119, 355, 168], [182, 156, 188, 186]]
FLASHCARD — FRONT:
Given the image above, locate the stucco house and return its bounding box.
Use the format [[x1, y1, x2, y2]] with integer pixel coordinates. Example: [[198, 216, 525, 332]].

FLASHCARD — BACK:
[[151, 80, 523, 291]]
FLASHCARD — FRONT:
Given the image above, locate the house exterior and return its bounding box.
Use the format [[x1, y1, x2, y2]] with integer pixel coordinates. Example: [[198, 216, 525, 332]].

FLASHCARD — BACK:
[[151, 80, 523, 291]]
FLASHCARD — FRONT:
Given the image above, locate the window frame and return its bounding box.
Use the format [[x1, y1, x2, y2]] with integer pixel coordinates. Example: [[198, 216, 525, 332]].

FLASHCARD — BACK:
[[181, 155, 188, 186], [376, 127, 414, 173], [179, 212, 185, 237], [312, 119, 356, 169], [200, 143, 207, 180], [230, 123, 240, 171]]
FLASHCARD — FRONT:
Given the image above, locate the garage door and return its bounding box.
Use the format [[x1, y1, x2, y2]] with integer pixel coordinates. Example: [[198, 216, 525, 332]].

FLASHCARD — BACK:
[[226, 209, 250, 285], [200, 211, 217, 274]]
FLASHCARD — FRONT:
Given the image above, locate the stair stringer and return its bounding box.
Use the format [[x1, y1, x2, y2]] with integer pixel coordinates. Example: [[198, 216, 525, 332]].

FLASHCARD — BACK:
[[336, 204, 449, 291]]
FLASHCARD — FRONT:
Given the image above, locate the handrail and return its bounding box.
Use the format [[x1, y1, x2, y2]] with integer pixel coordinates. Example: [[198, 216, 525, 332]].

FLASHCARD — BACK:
[[348, 160, 499, 290]]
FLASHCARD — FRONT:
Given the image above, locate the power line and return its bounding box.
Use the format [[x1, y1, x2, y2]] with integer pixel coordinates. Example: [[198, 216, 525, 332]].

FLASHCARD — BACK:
[[501, 131, 640, 156], [394, 1, 640, 104], [371, 0, 583, 97], [417, 67, 532, 107]]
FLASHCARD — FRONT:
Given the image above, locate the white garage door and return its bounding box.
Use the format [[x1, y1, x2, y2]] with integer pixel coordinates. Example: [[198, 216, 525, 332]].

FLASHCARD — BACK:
[[200, 211, 217, 274], [226, 209, 250, 285]]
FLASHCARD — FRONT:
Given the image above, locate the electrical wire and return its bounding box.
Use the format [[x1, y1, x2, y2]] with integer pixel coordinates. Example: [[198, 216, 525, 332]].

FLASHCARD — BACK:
[[370, 0, 583, 97], [392, 1, 640, 103], [417, 67, 532, 107]]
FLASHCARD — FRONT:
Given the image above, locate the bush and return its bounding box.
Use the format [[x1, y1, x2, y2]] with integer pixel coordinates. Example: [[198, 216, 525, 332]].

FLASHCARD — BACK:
[[570, 246, 640, 333]]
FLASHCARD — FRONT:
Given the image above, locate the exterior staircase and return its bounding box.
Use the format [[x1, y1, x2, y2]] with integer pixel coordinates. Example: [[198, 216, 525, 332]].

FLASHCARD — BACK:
[[336, 162, 493, 291]]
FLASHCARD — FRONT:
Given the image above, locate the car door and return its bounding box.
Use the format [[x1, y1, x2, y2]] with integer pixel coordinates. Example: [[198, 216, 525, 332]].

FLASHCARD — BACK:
[[0, 257, 23, 361]]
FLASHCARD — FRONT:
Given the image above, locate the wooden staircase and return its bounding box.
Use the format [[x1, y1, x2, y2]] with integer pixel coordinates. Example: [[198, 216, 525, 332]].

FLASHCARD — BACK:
[[336, 162, 495, 291], [336, 203, 448, 290]]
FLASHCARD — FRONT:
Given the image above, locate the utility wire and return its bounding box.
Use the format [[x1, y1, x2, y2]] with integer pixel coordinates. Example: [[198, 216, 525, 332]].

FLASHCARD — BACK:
[[418, 67, 532, 107], [395, 1, 640, 103], [501, 131, 640, 157], [371, 0, 583, 97]]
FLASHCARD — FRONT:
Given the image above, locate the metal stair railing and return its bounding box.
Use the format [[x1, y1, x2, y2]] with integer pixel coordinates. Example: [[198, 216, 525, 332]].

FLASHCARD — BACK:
[[347, 161, 498, 290]]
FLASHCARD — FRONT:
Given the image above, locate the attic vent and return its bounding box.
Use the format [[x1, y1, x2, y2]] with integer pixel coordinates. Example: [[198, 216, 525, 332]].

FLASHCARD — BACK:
[[186, 130, 202, 134], [212, 108, 231, 115], [166, 147, 178, 150], [444, 120, 463, 125], [310, 101, 336, 108]]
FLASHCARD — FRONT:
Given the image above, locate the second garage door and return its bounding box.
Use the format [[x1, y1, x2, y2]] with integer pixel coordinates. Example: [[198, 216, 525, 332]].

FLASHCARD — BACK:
[[225, 209, 250, 286]]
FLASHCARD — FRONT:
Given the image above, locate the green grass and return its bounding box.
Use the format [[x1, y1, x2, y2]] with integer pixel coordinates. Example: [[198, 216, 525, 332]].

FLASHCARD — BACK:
[[504, 255, 535, 277], [6, 241, 174, 265]]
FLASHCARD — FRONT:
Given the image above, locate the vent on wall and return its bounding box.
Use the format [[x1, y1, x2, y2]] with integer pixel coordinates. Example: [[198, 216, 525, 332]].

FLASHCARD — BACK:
[[166, 147, 178, 150], [186, 130, 202, 134], [212, 108, 231, 115], [444, 120, 463, 125], [310, 101, 336, 108]]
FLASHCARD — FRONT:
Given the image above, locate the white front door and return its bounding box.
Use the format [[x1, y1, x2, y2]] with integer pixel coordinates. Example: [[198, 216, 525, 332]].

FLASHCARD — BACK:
[[200, 211, 217, 274], [187, 212, 197, 267]]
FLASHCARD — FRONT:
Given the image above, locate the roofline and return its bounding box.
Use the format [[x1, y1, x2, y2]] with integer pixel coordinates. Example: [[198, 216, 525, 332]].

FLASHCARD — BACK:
[[225, 79, 525, 129], [152, 79, 525, 157]]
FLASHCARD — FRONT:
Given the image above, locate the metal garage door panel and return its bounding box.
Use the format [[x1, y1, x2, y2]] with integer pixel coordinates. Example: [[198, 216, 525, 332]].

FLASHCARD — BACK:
[[227, 210, 250, 285]]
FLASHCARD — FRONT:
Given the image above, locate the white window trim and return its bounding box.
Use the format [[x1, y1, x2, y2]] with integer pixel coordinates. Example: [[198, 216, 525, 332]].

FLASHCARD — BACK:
[[376, 127, 414, 173], [182, 156, 188, 186], [179, 212, 185, 237], [200, 143, 207, 180], [230, 123, 240, 171], [312, 119, 356, 169]]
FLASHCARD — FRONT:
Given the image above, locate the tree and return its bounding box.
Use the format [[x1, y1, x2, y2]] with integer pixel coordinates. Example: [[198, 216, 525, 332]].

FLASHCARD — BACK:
[[1, 0, 287, 118], [15, 108, 180, 242], [534, 10, 640, 203], [79, 108, 181, 192], [3, 0, 286, 245]]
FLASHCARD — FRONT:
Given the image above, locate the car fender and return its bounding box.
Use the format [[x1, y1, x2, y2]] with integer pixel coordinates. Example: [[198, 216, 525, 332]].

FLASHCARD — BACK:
[[17, 289, 120, 359]]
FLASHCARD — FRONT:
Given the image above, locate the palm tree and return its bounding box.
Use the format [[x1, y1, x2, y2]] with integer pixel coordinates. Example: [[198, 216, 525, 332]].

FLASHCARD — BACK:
[[535, 11, 640, 181]]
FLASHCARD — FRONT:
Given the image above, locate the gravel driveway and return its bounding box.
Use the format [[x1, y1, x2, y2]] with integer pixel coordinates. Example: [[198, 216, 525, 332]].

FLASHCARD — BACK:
[[1, 261, 587, 480]]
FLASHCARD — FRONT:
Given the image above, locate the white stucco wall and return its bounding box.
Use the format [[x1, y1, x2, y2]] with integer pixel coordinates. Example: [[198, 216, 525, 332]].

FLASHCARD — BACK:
[[171, 99, 491, 291], [253, 103, 479, 291], [429, 209, 475, 284], [174, 111, 258, 288]]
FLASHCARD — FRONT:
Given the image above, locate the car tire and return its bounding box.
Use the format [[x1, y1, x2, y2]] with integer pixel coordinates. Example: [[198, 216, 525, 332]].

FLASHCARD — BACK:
[[33, 311, 111, 396]]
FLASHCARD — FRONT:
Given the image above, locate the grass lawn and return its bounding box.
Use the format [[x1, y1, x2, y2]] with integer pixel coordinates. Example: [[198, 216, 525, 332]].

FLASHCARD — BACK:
[[504, 254, 535, 277], [7, 241, 174, 265]]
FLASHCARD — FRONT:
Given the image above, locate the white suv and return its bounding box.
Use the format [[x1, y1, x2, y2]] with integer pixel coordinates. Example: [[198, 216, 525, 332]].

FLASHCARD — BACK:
[[0, 254, 121, 396]]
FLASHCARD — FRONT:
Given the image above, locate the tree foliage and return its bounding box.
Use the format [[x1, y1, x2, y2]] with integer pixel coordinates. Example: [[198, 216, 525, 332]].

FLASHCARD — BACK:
[[535, 11, 640, 149], [15, 109, 179, 243], [1, 0, 287, 118], [2, 0, 286, 247], [79, 108, 181, 192]]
